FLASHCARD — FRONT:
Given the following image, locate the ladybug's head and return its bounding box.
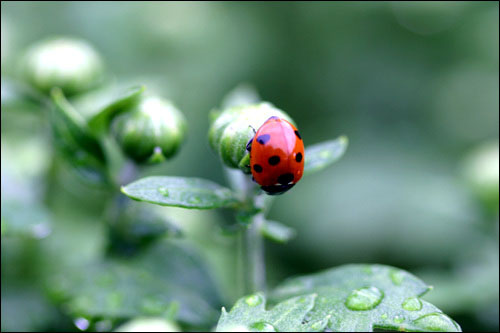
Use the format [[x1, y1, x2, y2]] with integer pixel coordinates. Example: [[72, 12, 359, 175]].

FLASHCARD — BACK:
[[260, 183, 295, 195]]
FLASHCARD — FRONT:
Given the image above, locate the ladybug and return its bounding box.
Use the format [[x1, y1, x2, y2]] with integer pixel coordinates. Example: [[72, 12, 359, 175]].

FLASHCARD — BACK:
[[247, 116, 304, 195]]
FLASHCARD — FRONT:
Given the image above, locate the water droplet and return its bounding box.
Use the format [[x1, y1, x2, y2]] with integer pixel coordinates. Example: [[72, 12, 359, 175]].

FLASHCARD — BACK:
[[394, 315, 404, 324], [402, 297, 422, 311], [345, 286, 384, 311], [413, 313, 460, 332], [319, 150, 332, 159], [158, 187, 169, 197], [381, 313, 388, 320], [245, 294, 263, 307], [188, 195, 201, 204], [362, 265, 372, 274], [215, 188, 231, 198], [310, 315, 330, 331], [74, 317, 90, 331], [389, 269, 404, 286], [250, 321, 276, 332]]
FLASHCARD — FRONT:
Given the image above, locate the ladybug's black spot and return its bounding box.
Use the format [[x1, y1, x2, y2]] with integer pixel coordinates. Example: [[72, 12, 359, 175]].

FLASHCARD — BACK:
[[253, 164, 263, 173], [294, 130, 302, 140], [268, 155, 280, 165], [277, 173, 294, 185], [261, 183, 295, 195], [257, 134, 271, 145], [267, 116, 279, 121], [295, 152, 303, 162]]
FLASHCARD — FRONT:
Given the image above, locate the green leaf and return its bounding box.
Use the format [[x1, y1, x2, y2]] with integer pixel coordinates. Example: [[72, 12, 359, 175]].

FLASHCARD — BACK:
[[87, 85, 145, 136], [50, 87, 108, 184], [216, 293, 324, 332], [49, 240, 222, 328], [108, 200, 183, 253], [121, 176, 239, 209], [304, 136, 348, 175], [1, 200, 52, 239], [269, 264, 461, 332], [216, 265, 461, 332], [260, 220, 296, 244]]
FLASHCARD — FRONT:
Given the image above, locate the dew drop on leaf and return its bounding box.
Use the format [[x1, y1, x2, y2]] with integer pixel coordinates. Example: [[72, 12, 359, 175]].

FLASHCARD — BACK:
[[188, 195, 201, 204], [250, 321, 276, 332], [158, 187, 169, 197], [394, 315, 404, 324], [310, 315, 330, 331], [319, 150, 332, 159], [402, 297, 422, 311], [381, 313, 388, 320], [413, 312, 460, 332], [245, 294, 263, 307], [389, 269, 404, 286], [345, 286, 384, 311]]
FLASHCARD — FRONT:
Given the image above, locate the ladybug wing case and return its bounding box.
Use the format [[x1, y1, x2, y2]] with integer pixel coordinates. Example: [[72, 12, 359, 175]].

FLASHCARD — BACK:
[[250, 117, 304, 195]]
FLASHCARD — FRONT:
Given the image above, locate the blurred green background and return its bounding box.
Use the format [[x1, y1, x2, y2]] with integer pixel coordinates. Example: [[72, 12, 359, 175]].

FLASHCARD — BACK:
[[1, 1, 498, 332]]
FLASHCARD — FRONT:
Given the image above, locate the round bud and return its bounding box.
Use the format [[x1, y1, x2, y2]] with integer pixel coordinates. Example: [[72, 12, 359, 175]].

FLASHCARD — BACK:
[[208, 102, 294, 173], [112, 96, 187, 164], [114, 317, 179, 332], [23, 37, 104, 95], [462, 140, 499, 214]]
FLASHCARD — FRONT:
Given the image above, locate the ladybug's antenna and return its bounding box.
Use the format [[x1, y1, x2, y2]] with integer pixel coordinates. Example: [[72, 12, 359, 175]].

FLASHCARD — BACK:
[[248, 125, 256, 134]]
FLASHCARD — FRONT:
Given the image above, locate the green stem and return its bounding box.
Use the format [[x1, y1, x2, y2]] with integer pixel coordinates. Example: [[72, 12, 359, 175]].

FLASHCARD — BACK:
[[105, 159, 140, 255], [245, 212, 266, 293], [224, 167, 267, 294]]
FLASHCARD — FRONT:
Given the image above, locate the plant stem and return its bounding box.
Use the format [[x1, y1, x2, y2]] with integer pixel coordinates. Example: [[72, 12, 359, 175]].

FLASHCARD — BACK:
[[105, 159, 140, 255], [223, 167, 267, 294], [245, 212, 266, 293]]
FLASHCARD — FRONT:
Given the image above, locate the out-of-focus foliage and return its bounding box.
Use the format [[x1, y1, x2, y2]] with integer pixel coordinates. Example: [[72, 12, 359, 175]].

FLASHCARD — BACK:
[[22, 37, 104, 95], [1, 1, 498, 332], [48, 240, 222, 328]]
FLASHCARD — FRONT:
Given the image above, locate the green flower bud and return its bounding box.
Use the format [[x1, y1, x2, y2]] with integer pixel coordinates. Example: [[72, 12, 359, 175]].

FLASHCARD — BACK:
[[22, 37, 104, 95], [112, 96, 187, 164], [208, 102, 294, 173], [462, 140, 499, 215], [114, 317, 179, 332]]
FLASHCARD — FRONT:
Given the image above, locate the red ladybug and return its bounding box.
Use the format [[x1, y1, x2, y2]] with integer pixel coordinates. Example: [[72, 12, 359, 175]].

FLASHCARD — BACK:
[[247, 116, 304, 195]]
